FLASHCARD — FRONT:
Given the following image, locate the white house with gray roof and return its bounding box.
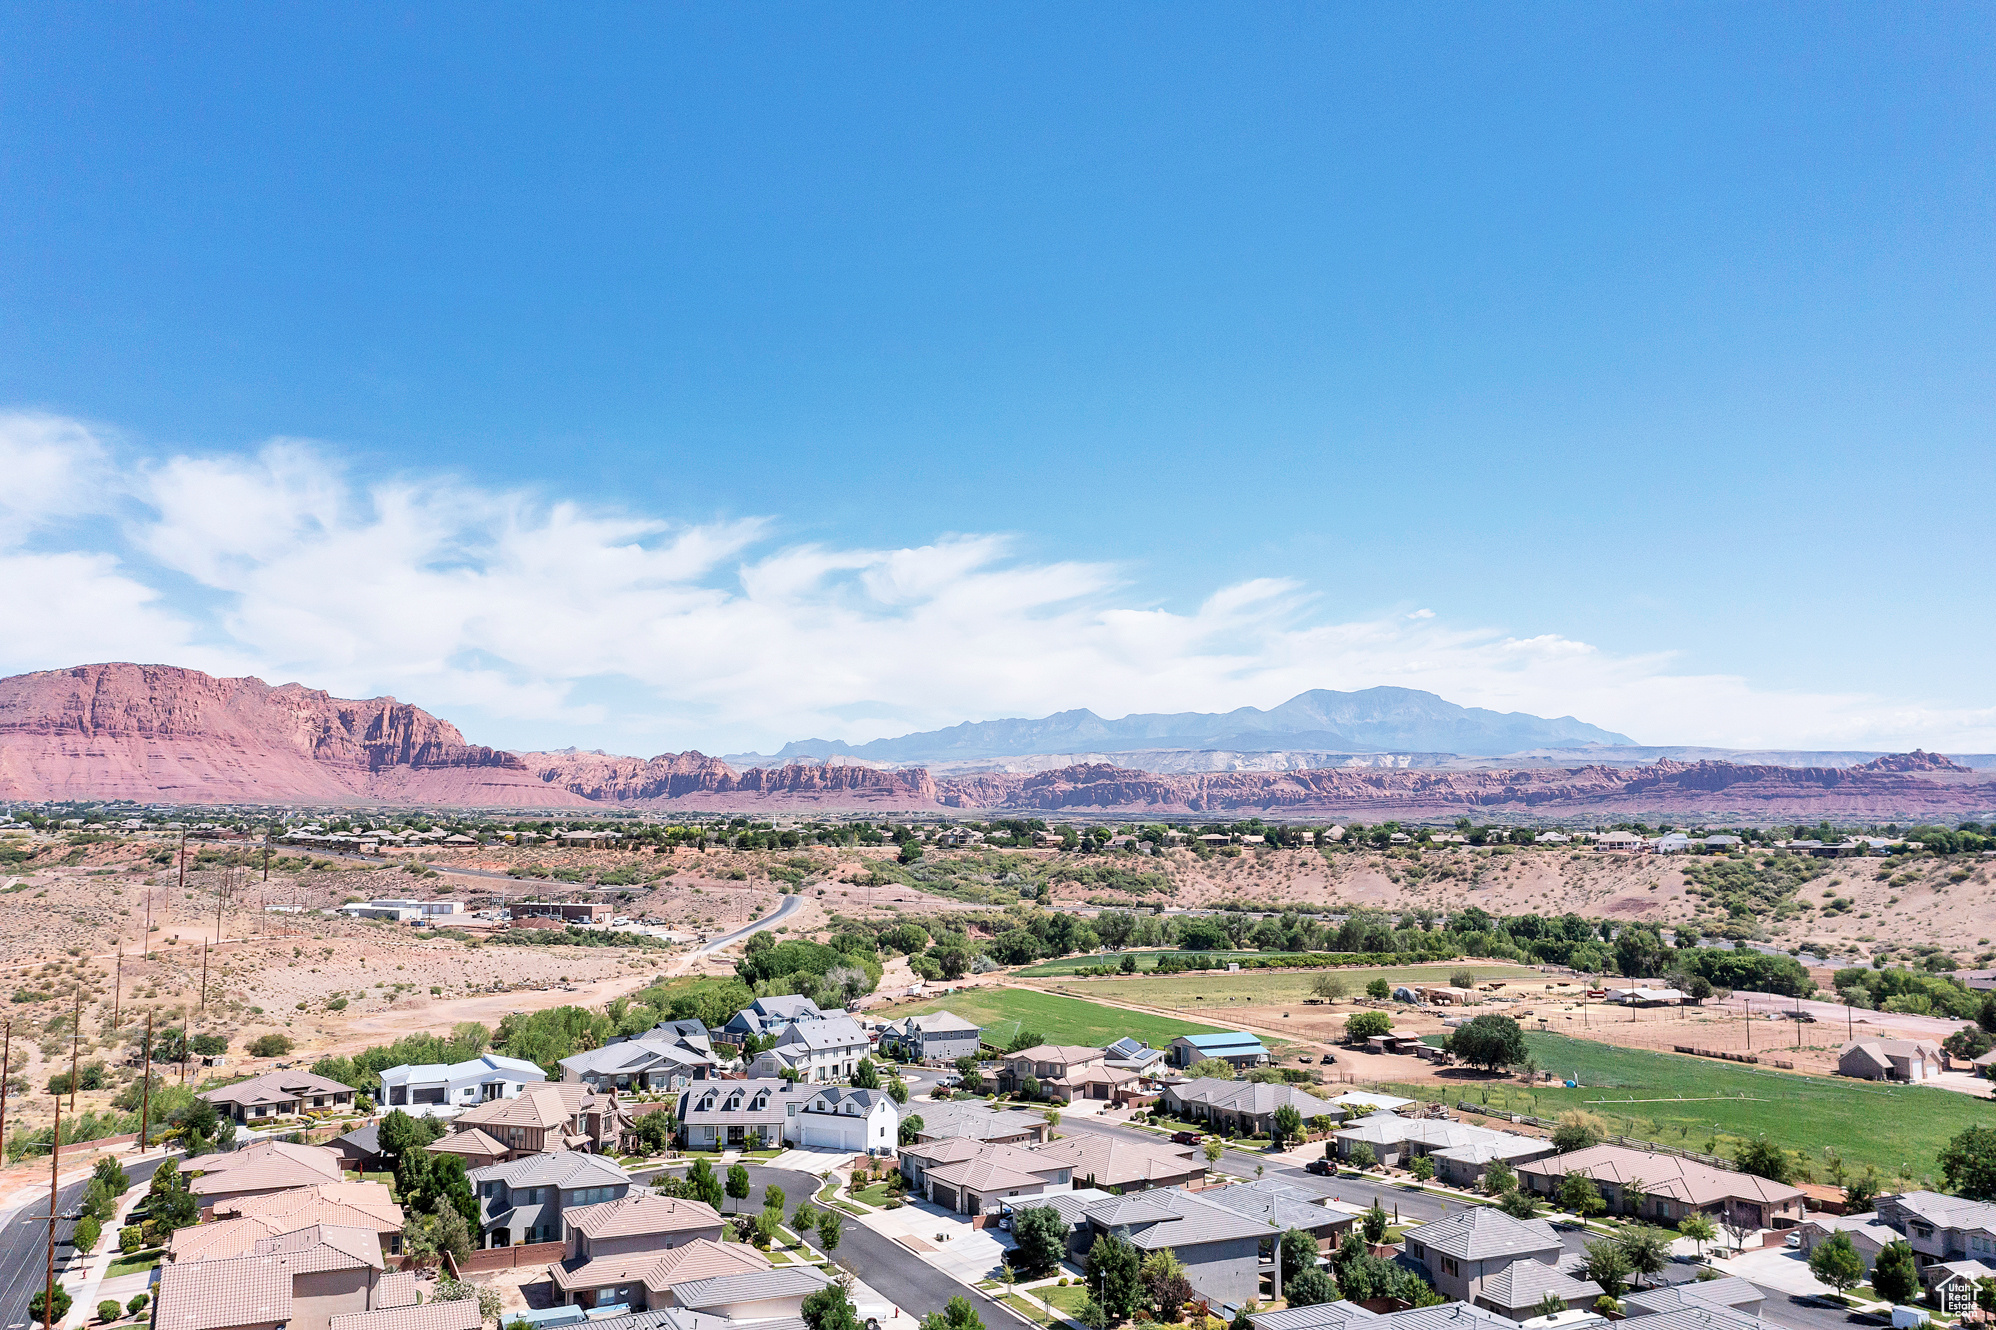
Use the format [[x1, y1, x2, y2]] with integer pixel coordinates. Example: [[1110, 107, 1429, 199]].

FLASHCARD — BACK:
[[745, 1016, 870, 1084], [561, 1021, 719, 1093], [379, 1053, 547, 1111], [789, 1085, 898, 1153], [877, 1011, 982, 1064]]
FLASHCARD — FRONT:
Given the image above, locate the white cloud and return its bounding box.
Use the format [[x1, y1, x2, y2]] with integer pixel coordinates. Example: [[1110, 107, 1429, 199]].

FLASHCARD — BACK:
[[0, 410, 1991, 756]]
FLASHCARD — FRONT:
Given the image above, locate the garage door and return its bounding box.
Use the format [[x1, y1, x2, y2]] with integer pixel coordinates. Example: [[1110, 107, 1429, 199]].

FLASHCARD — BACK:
[[801, 1120, 853, 1149], [933, 1184, 959, 1212]]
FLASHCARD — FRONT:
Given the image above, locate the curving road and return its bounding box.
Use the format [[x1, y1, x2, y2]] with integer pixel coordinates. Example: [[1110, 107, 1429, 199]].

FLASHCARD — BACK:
[[693, 893, 804, 958]]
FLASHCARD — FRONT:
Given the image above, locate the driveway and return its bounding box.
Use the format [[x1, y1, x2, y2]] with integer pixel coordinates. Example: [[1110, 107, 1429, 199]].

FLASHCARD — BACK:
[[860, 1196, 1016, 1286], [1717, 1246, 1834, 1300]]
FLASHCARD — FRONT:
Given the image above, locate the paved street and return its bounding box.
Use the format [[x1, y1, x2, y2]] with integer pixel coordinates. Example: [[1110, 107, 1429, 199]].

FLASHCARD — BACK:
[[0, 1151, 166, 1330]]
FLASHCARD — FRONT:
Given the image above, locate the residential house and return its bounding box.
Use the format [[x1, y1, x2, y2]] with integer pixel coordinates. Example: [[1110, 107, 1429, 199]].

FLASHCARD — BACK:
[[677, 1079, 789, 1152], [1249, 1303, 1521, 1330], [1595, 832, 1644, 851], [1161, 1078, 1336, 1135], [1070, 1188, 1279, 1307], [901, 1140, 1073, 1214], [877, 1011, 983, 1064], [547, 1194, 727, 1307], [998, 1045, 1139, 1102], [1838, 1040, 1945, 1083], [747, 1016, 870, 1084], [202, 1071, 358, 1124], [562, 1022, 720, 1093], [907, 1100, 1053, 1146], [1876, 1191, 1996, 1275], [789, 1085, 899, 1153], [720, 995, 824, 1043], [1028, 1133, 1207, 1192], [1168, 1031, 1271, 1070], [1622, 1278, 1765, 1320], [452, 1082, 632, 1157], [1516, 1146, 1806, 1230], [379, 1053, 547, 1111], [468, 1151, 634, 1248], [1104, 1037, 1170, 1075], [665, 1266, 834, 1321], [156, 1224, 414, 1330], [1332, 1113, 1554, 1185], [1402, 1208, 1601, 1321], [326, 1122, 385, 1173], [425, 1128, 511, 1169], [187, 1141, 348, 1212], [207, 1182, 405, 1257], [1200, 1180, 1359, 1254]]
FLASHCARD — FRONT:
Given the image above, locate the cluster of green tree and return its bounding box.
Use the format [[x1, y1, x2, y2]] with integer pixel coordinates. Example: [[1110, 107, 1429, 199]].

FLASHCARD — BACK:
[[1041, 863, 1173, 896], [495, 1005, 618, 1077], [372, 1111, 479, 1264], [1081, 1230, 1221, 1325], [312, 1023, 490, 1090], [484, 924, 669, 949], [1835, 965, 1985, 1019], [735, 933, 883, 1004]]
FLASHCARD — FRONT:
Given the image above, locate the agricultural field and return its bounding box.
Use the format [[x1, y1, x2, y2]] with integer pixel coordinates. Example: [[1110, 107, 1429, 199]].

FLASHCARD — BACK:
[[1039, 962, 1539, 1008], [1383, 1031, 1986, 1184], [876, 985, 1226, 1050]]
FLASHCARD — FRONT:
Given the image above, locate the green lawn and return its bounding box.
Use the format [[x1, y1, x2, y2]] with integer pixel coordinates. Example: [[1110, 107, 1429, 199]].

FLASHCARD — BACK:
[[106, 1251, 162, 1278], [1049, 963, 1535, 1009], [1036, 1284, 1090, 1313], [1385, 1031, 1988, 1181], [850, 1182, 895, 1206], [878, 987, 1226, 1049]]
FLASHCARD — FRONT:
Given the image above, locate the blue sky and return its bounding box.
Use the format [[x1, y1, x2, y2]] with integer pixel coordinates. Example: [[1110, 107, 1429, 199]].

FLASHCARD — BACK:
[[1, 4, 1991, 755]]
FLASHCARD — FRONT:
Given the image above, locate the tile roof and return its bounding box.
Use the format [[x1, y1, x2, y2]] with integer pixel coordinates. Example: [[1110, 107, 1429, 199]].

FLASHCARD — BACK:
[[168, 1215, 287, 1262], [775, 1016, 869, 1052], [911, 1101, 1048, 1142], [375, 1271, 419, 1309], [1517, 1145, 1806, 1208], [1081, 1189, 1272, 1250], [1200, 1181, 1356, 1231], [468, 1151, 632, 1189], [1885, 1190, 1996, 1232], [455, 1083, 602, 1131], [1165, 1077, 1336, 1119], [155, 1255, 293, 1330], [201, 1070, 356, 1109], [1612, 1307, 1767, 1330], [641, 1239, 773, 1294], [1029, 1134, 1203, 1189], [1472, 1260, 1601, 1311], [1405, 1207, 1561, 1261], [899, 1011, 981, 1034], [1249, 1303, 1382, 1330], [1009, 1045, 1106, 1065], [187, 1140, 347, 1197], [564, 1192, 722, 1240], [427, 1127, 510, 1158], [328, 1301, 485, 1330], [225, 1181, 399, 1225], [925, 1153, 1062, 1193], [669, 1264, 831, 1311], [250, 1223, 385, 1272], [1622, 1278, 1763, 1316]]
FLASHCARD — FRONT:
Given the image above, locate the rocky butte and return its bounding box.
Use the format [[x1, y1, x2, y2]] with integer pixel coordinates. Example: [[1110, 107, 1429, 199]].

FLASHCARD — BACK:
[[1, 663, 1992, 819]]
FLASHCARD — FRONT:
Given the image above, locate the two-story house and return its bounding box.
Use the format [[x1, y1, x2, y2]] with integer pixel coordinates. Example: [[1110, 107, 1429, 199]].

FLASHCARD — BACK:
[[721, 995, 824, 1043], [452, 1083, 632, 1158], [1878, 1192, 1996, 1276], [1402, 1207, 1602, 1321], [466, 1152, 633, 1248], [791, 1086, 898, 1154], [561, 1022, 719, 1093], [878, 1011, 983, 1064], [677, 1079, 791, 1151], [747, 1016, 870, 1084], [996, 1045, 1139, 1101], [378, 1053, 546, 1111], [546, 1193, 727, 1308]]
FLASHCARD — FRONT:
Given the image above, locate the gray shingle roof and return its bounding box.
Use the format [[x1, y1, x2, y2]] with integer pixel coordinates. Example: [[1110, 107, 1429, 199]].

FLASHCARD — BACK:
[[468, 1152, 632, 1189], [1405, 1207, 1561, 1261], [669, 1264, 830, 1310], [1472, 1260, 1601, 1311]]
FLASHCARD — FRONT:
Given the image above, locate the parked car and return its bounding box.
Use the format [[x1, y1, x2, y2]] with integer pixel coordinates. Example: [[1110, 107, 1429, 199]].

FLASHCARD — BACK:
[[1305, 1159, 1335, 1176], [1297, 1055, 1314, 1063], [1171, 1130, 1204, 1145]]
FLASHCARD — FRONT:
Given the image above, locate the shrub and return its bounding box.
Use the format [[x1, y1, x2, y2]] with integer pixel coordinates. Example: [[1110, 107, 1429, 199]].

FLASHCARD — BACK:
[[126, 1295, 149, 1317], [99, 1301, 123, 1323], [248, 1034, 294, 1058], [119, 1225, 143, 1255]]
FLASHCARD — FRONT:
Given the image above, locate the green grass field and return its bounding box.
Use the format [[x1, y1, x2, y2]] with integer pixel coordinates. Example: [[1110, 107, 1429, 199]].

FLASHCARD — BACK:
[[1037, 963, 1535, 1009], [1383, 1031, 1986, 1182], [878, 986, 1226, 1049], [1015, 950, 1273, 977]]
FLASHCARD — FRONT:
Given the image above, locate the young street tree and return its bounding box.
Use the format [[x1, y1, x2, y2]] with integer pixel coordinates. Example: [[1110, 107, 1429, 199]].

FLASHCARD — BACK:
[[1272, 1105, 1304, 1150], [1583, 1239, 1633, 1299], [1012, 1206, 1067, 1276], [1807, 1231, 1865, 1300], [1558, 1173, 1606, 1220]]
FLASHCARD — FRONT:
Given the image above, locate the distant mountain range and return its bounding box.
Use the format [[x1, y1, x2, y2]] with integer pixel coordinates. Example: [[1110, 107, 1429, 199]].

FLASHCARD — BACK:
[[732, 687, 1635, 766]]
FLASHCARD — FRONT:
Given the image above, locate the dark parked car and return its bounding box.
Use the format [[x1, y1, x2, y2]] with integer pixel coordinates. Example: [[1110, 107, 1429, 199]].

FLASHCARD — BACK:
[[1305, 1158, 1335, 1176], [1171, 1130, 1204, 1145]]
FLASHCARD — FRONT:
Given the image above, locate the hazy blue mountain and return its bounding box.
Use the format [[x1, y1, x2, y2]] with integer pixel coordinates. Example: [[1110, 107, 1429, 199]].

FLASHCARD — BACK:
[[757, 687, 1634, 764]]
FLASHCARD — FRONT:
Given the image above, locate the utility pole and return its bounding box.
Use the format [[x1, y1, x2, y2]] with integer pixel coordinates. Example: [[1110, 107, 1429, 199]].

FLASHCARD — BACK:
[[1794, 991, 1802, 1051], [1744, 998, 1752, 1052], [112, 946, 122, 1034], [176, 828, 187, 923], [68, 987, 81, 1116], [0, 1020, 10, 1149], [139, 1011, 154, 1153], [199, 941, 209, 1017], [44, 1097, 60, 1330]]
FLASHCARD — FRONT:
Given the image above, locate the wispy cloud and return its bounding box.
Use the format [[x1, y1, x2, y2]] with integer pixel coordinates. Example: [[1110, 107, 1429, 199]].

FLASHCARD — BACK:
[[0, 410, 1990, 756]]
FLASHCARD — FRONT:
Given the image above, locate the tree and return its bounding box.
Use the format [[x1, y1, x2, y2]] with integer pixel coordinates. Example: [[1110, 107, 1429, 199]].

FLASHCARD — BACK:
[[803, 1285, 865, 1330], [378, 1108, 424, 1161], [918, 1297, 983, 1330], [899, 1113, 925, 1146], [426, 1197, 474, 1264], [687, 1158, 725, 1211], [1087, 1231, 1142, 1321], [1550, 1111, 1605, 1153], [1583, 1239, 1633, 1298], [1203, 1138, 1225, 1165], [1945, 1025, 1994, 1061], [435, 1277, 503, 1324], [1678, 1212, 1718, 1259], [1272, 1105, 1304, 1149], [1409, 1155, 1435, 1183], [632, 1109, 677, 1155], [1141, 1249, 1193, 1321], [1807, 1230, 1864, 1298], [1012, 1206, 1067, 1276], [1873, 1240, 1919, 1305], [1483, 1160, 1517, 1195], [1279, 1228, 1318, 1284], [1311, 973, 1350, 1001], [1186, 1059, 1236, 1081], [1615, 1225, 1672, 1289], [816, 1207, 842, 1256], [1363, 1203, 1388, 1245], [887, 1077, 909, 1105], [726, 1164, 751, 1209], [1366, 978, 1391, 1000], [99, 1300, 123, 1323], [1558, 1173, 1605, 1220], [1534, 1292, 1566, 1320], [852, 1058, 880, 1090], [248, 1033, 294, 1058], [1346, 1010, 1392, 1041], [1347, 1143, 1376, 1171], [1734, 1135, 1792, 1183], [1078, 1298, 1109, 1330], [1448, 1016, 1528, 1072], [1498, 1189, 1543, 1220], [1941, 1124, 1996, 1201], [127, 1295, 149, 1318], [93, 1157, 129, 1196], [30, 1288, 71, 1328], [1285, 1269, 1336, 1308], [1843, 1167, 1882, 1214]]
